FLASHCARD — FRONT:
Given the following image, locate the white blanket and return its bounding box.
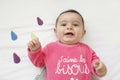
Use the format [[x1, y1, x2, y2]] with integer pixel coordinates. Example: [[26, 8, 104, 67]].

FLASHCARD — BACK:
[[0, 24, 120, 80]]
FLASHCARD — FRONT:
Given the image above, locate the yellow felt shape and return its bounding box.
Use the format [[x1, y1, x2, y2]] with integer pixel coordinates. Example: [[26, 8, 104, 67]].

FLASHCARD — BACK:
[[31, 33, 37, 40]]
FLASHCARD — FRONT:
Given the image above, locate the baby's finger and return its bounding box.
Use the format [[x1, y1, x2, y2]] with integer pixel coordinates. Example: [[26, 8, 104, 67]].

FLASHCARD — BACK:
[[34, 39, 41, 47], [28, 41, 35, 48], [93, 60, 100, 68], [32, 38, 39, 45], [95, 61, 103, 71], [97, 61, 103, 69]]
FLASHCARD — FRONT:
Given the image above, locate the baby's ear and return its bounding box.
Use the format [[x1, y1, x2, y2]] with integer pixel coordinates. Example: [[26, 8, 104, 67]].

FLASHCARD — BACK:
[[54, 27, 57, 33], [81, 30, 86, 39], [82, 30, 86, 36]]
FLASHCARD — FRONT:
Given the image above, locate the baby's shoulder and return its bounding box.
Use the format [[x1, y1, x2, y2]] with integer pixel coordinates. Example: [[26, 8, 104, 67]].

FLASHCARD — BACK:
[[45, 41, 57, 47], [79, 42, 90, 48], [79, 42, 94, 50]]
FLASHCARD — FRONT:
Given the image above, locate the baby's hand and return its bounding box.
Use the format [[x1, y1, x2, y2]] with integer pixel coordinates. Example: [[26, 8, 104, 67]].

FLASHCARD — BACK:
[[27, 38, 41, 51], [93, 59, 107, 77]]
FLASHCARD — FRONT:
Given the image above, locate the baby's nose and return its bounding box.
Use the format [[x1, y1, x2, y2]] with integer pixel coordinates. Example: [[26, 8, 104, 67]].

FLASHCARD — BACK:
[[67, 25, 73, 30]]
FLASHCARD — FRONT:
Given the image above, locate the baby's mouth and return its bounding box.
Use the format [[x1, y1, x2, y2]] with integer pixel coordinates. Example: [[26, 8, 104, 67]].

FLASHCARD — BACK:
[[64, 32, 74, 36]]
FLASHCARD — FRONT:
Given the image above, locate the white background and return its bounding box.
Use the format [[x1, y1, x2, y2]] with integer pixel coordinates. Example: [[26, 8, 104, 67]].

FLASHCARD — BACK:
[[0, 0, 120, 80]]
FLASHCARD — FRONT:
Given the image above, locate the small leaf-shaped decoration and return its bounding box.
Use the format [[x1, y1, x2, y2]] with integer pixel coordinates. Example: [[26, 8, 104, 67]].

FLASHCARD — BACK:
[[35, 75, 41, 80], [13, 52, 21, 64], [31, 33, 37, 40], [37, 17, 43, 25], [11, 31, 18, 40]]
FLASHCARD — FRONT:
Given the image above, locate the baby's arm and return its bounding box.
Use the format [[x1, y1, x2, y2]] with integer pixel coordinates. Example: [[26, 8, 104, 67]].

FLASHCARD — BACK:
[[27, 38, 45, 67], [93, 59, 107, 77]]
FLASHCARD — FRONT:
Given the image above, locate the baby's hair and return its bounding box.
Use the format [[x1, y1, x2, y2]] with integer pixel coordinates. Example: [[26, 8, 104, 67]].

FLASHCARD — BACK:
[[55, 9, 85, 28]]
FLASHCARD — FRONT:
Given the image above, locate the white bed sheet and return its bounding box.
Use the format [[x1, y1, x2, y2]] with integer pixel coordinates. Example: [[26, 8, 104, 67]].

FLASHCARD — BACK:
[[0, 25, 120, 80]]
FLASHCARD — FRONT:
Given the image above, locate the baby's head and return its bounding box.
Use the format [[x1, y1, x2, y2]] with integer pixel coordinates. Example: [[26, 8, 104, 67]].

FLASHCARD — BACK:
[[54, 9, 86, 45]]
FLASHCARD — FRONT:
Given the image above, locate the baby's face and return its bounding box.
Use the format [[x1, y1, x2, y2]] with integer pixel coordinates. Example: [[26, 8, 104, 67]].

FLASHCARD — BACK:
[[54, 12, 86, 45]]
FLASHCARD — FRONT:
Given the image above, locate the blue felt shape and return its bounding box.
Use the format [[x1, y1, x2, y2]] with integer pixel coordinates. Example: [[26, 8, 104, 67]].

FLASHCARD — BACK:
[[11, 31, 17, 40]]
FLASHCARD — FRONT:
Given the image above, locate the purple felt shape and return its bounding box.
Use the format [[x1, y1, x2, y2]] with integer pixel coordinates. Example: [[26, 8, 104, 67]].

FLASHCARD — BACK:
[[13, 52, 21, 64], [37, 17, 43, 25]]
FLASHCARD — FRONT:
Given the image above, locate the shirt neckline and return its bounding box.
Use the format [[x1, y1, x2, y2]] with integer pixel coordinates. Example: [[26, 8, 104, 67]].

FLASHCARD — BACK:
[[56, 40, 81, 48]]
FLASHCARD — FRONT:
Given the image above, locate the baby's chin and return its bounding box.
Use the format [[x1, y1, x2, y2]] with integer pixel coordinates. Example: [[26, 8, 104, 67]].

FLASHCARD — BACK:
[[60, 40, 79, 45]]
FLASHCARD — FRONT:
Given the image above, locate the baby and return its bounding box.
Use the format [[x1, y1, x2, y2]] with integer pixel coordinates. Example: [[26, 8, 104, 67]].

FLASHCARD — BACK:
[[27, 9, 107, 80]]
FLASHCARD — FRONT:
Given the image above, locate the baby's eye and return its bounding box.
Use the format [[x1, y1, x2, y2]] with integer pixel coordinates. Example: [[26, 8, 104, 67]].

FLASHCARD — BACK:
[[61, 23, 66, 26], [73, 24, 79, 26]]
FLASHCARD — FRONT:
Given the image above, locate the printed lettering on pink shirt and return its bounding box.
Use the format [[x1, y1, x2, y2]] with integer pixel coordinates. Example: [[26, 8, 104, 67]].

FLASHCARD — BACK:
[[55, 54, 90, 79]]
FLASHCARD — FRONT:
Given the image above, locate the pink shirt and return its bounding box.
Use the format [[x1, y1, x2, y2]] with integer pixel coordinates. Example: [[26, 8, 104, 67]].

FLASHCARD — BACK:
[[28, 41, 99, 80]]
